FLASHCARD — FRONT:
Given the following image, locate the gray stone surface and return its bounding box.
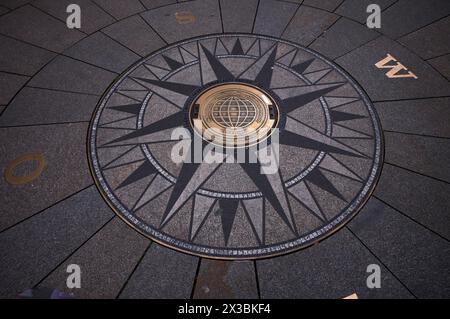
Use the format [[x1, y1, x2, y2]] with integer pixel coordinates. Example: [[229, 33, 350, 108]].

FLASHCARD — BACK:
[[0, 34, 55, 76], [33, 0, 115, 35], [0, 0, 32, 9], [375, 164, 450, 241], [103, 15, 166, 57], [380, 0, 450, 39], [0, 5, 85, 52], [0, 6, 9, 15], [193, 260, 258, 299], [141, 0, 222, 43], [257, 228, 413, 298], [28, 55, 116, 95], [282, 5, 339, 46], [0, 123, 93, 231], [309, 17, 378, 59], [39, 218, 150, 299], [0, 72, 28, 105], [384, 131, 450, 183], [93, 0, 145, 20], [220, 0, 258, 33], [348, 197, 450, 299], [64, 32, 140, 73], [141, 0, 177, 10], [119, 243, 198, 298], [399, 16, 450, 60], [428, 54, 450, 80], [336, 36, 450, 101], [254, 0, 299, 37], [375, 98, 450, 138], [0, 87, 98, 126], [0, 186, 114, 298], [304, 0, 343, 12], [335, 0, 397, 24]]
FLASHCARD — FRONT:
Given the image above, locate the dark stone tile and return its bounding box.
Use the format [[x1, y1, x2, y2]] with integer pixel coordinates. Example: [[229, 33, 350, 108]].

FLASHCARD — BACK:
[[304, 0, 343, 12], [375, 164, 450, 241], [193, 260, 258, 299], [336, 36, 450, 101], [309, 17, 378, 59], [93, 0, 145, 20], [348, 198, 450, 299], [381, 0, 450, 39], [0, 0, 31, 9], [257, 228, 413, 298], [0, 186, 113, 298], [0, 123, 93, 231], [141, 0, 222, 43], [282, 5, 339, 46], [141, 0, 177, 10], [64, 32, 140, 73], [0, 34, 55, 76], [254, 0, 298, 37], [335, 0, 397, 24], [0, 105, 5, 113], [399, 16, 450, 60], [0, 6, 9, 15], [28, 56, 116, 95], [34, 0, 115, 35], [375, 98, 450, 138], [220, 0, 258, 33], [103, 15, 166, 57], [428, 54, 450, 80], [384, 131, 450, 182], [0, 87, 98, 126], [0, 5, 85, 52], [39, 218, 149, 299], [0, 72, 28, 105], [119, 243, 198, 298]]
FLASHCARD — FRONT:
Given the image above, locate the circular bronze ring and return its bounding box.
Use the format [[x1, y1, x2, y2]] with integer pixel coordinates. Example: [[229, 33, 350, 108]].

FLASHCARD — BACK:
[[4, 152, 46, 185]]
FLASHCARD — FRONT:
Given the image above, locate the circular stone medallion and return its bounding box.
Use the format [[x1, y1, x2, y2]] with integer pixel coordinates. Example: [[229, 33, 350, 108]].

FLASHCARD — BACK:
[[88, 34, 383, 259]]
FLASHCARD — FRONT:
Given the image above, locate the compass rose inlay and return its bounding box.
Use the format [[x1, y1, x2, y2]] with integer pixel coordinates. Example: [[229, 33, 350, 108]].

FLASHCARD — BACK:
[[88, 34, 383, 259]]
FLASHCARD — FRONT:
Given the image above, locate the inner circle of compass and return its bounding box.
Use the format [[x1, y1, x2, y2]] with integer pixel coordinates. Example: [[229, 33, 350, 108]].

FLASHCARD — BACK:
[[88, 34, 383, 259], [190, 83, 279, 148]]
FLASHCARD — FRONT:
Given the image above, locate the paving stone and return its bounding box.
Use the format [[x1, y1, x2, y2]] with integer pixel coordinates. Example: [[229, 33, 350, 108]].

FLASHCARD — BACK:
[[336, 36, 450, 101], [428, 54, 450, 80], [38, 218, 149, 299], [348, 197, 450, 299], [193, 260, 258, 299], [0, 5, 85, 52], [254, 0, 299, 37], [64, 32, 140, 73], [0, 6, 9, 15], [380, 0, 450, 39], [375, 164, 450, 241], [92, 0, 145, 20], [375, 97, 450, 138], [309, 17, 378, 59], [0, 87, 98, 126], [399, 16, 450, 60], [141, 0, 222, 43], [0, 123, 93, 231], [0, 186, 114, 298], [304, 0, 343, 12], [0, 0, 32, 9], [220, 0, 258, 33], [257, 228, 413, 298], [119, 243, 198, 298], [335, 0, 398, 24], [141, 0, 177, 10], [384, 131, 450, 183], [33, 0, 115, 35], [0, 72, 28, 105], [0, 34, 55, 76], [282, 5, 339, 46], [28, 55, 116, 95], [103, 15, 166, 57]]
